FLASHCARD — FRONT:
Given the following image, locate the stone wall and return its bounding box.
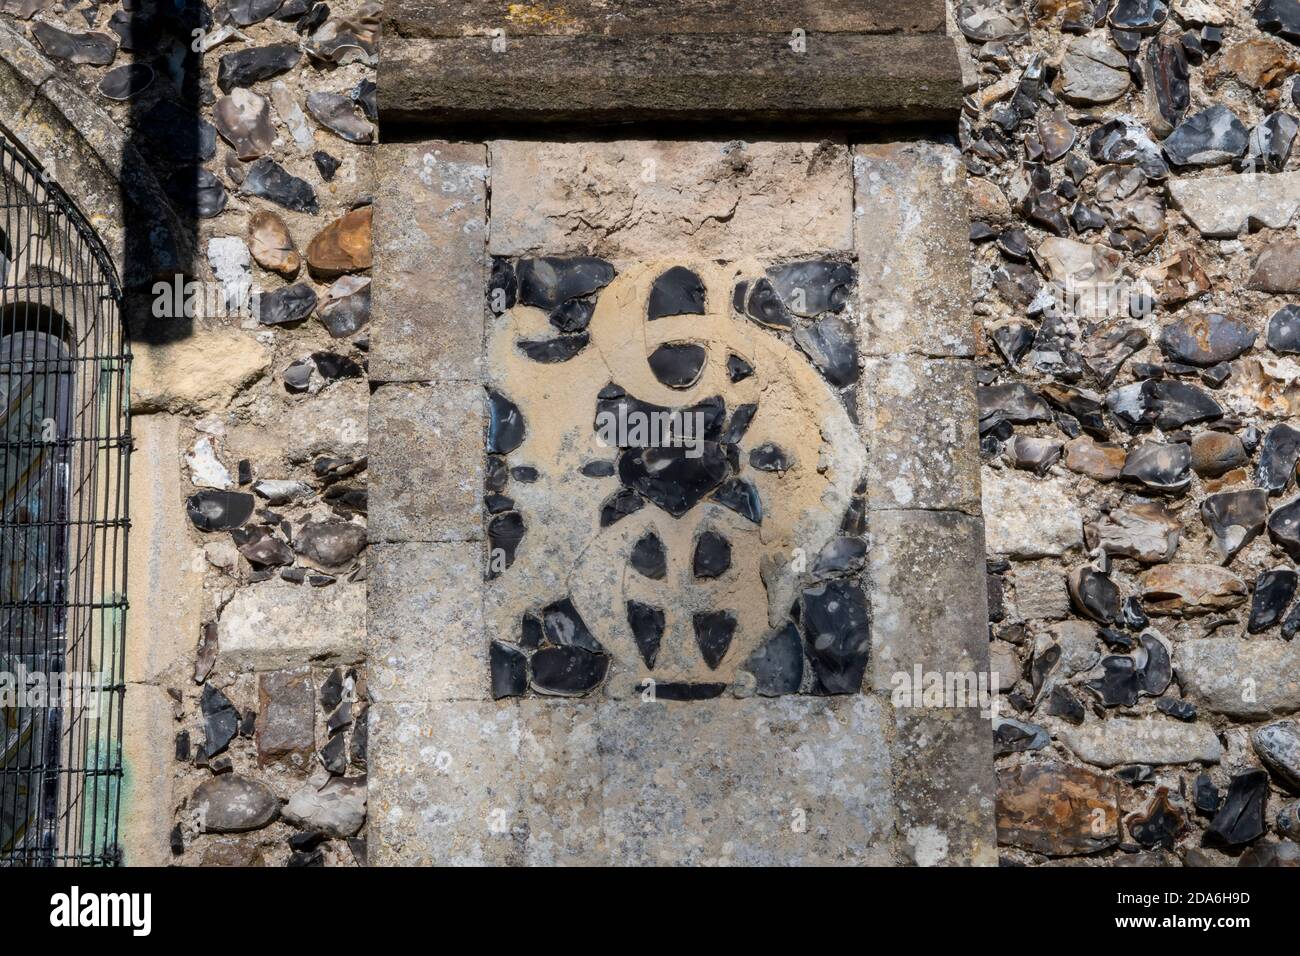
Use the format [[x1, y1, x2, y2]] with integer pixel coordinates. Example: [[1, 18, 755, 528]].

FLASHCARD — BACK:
[[956, 0, 1300, 864]]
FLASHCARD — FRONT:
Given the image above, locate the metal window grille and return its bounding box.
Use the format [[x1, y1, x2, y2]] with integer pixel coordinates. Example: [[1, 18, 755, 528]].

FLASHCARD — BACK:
[[0, 128, 130, 866]]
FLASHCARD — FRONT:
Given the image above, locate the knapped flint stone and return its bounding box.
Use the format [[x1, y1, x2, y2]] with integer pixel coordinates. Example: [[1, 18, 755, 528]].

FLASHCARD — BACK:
[[1145, 35, 1190, 134], [1121, 441, 1192, 493], [1238, 841, 1300, 866], [254, 282, 317, 326], [217, 43, 301, 94], [997, 761, 1120, 855], [1059, 34, 1131, 105], [229, 0, 283, 26], [1087, 655, 1142, 706], [176, 167, 228, 220], [647, 266, 705, 319], [97, 62, 154, 101], [283, 771, 366, 837], [529, 644, 609, 696], [957, 0, 1027, 40], [295, 518, 366, 569], [1269, 495, 1300, 561], [1139, 632, 1172, 695], [628, 530, 667, 580], [1267, 305, 1300, 354], [599, 487, 644, 526], [193, 775, 279, 833], [712, 477, 762, 523], [1007, 435, 1063, 474], [486, 389, 525, 454], [994, 718, 1050, 756], [1111, 0, 1169, 30], [1160, 312, 1256, 366], [749, 442, 793, 473], [978, 383, 1053, 427], [768, 260, 854, 317], [625, 600, 664, 668], [306, 206, 372, 277], [487, 511, 524, 573], [1204, 769, 1269, 848], [1089, 117, 1169, 177], [692, 610, 737, 670], [187, 490, 255, 531], [619, 444, 729, 517], [1140, 564, 1248, 615], [306, 91, 375, 144], [1256, 422, 1300, 493], [801, 580, 870, 694], [648, 342, 707, 389], [794, 315, 859, 388], [214, 89, 275, 161], [517, 334, 589, 363], [31, 21, 116, 66], [1038, 110, 1077, 163], [319, 733, 348, 775], [1257, 0, 1300, 44], [721, 403, 757, 445], [692, 529, 732, 580], [234, 527, 294, 566], [738, 278, 794, 329], [1069, 565, 1121, 623], [745, 622, 803, 697], [1252, 719, 1300, 790], [1126, 788, 1186, 849], [549, 299, 593, 333], [727, 353, 754, 382], [1250, 568, 1298, 634], [1156, 697, 1197, 720], [1195, 773, 1221, 815], [516, 257, 614, 311], [814, 536, 868, 577], [542, 597, 603, 653], [1163, 105, 1250, 166], [1106, 379, 1223, 430], [1045, 685, 1086, 724], [1280, 801, 1300, 838], [1250, 240, 1300, 292], [242, 157, 318, 213], [314, 151, 341, 181], [489, 641, 526, 699], [200, 684, 239, 759], [1245, 112, 1299, 173]]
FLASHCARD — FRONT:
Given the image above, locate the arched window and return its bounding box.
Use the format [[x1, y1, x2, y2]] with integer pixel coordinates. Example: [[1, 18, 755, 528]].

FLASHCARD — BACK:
[[0, 130, 129, 867]]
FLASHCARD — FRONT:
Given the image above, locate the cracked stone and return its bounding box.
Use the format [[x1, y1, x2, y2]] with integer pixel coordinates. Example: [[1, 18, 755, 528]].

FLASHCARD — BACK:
[[997, 761, 1120, 855], [1250, 568, 1297, 633], [294, 518, 366, 570], [1140, 564, 1247, 615], [1191, 431, 1247, 477], [625, 601, 664, 668], [1163, 105, 1249, 166], [306, 91, 375, 144], [1204, 770, 1269, 848], [1089, 117, 1168, 177], [1160, 313, 1256, 366], [1200, 488, 1268, 562], [1268, 495, 1300, 560]]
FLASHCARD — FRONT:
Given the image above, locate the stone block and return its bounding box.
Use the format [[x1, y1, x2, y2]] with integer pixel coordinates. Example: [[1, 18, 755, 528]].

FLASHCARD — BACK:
[[369, 382, 483, 543], [256, 667, 316, 767], [217, 579, 365, 672], [120, 683, 177, 866], [860, 357, 980, 513], [854, 142, 974, 357], [371, 142, 488, 382], [1056, 718, 1223, 767], [981, 468, 1085, 559], [997, 761, 1121, 856], [129, 327, 271, 415], [368, 543, 487, 703], [487, 139, 854, 259], [1175, 637, 1300, 719]]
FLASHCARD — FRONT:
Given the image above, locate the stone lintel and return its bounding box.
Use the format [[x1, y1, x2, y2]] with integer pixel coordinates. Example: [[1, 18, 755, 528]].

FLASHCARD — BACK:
[[379, 32, 962, 127]]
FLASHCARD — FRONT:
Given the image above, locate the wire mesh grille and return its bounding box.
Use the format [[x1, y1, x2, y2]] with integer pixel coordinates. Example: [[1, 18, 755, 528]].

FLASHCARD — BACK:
[[0, 127, 129, 867]]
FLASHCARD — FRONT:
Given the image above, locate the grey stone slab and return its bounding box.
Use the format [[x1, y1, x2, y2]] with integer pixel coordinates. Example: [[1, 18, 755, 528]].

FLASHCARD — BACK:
[[369, 382, 484, 543], [859, 357, 981, 514], [368, 543, 487, 703], [487, 139, 854, 259], [868, 509, 991, 689], [369, 695, 897, 865], [379, 33, 962, 127], [854, 142, 974, 357], [371, 142, 488, 382]]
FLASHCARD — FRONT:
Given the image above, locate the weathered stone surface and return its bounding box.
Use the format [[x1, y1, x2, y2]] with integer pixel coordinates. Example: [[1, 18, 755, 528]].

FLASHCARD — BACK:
[[130, 328, 271, 414], [489, 140, 853, 259], [982, 469, 1084, 559], [1191, 430, 1247, 477], [120, 685, 177, 865], [1010, 563, 1072, 620], [1176, 638, 1300, 718], [284, 769, 367, 838], [256, 667, 315, 766], [306, 205, 373, 277], [369, 543, 485, 703], [369, 696, 897, 865], [1058, 34, 1131, 104], [1168, 171, 1300, 238], [1249, 241, 1300, 292], [859, 358, 980, 512], [1086, 503, 1180, 563], [1065, 436, 1127, 481], [1057, 718, 1223, 767], [218, 580, 365, 671], [996, 761, 1120, 855], [192, 775, 279, 833], [1160, 312, 1257, 366], [854, 142, 973, 357], [369, 383, 483, 542], [1139, 564, 1247, 615], [1253, 720, 1300, 791]]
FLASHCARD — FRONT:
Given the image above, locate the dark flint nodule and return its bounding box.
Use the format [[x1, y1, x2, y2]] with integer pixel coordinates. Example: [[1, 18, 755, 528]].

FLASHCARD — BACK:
[[692, 529, 732, 579], [1137, 633, 1171, 695], [795, 315, 859, 388], [767, 260, 853, 317], [516, 257, 614, 311], [1194, 773, 1221, 815], [242, 157, 319, 213], [517, 333, 589, 363], [487, 511, 525, 574], [801, 580, 870, 695], [749, 442, 792, 472], [726, 354, 754, 382], [165, 167, 228, 219], [712, 477, 762, 524], [625, 601, 664, 668], [1087, 655, 1142, 707], [529, 645, 609, 696], [1159, 313, 1256, 367], [692, 610, 737, 670], [1256, 0, 1300, 43], [489, 641, 527, 699], [486, 389, 525, 454], [978, 383, 1053, 425], [1127, 789, 1185, 849], [519, 613, 544, 649], [629, 530, 667, 579], [1249, 567, 1297, 633], [994, 718, 1049, 756], [647, 266, 705, 319], [1156, 697, 1196, 720], [187, 491, 255, 531], [599, 487, 644, 527], [1284, 599, 1300, 640], [98, 63, 155, 101], [648, 342, 707, 388], [1256, 422, 1300, 493], [1201, 489, 1267, 562], [738, 277, 793, 329], [1162, 105, 1249, 167], [814, 536, 867, 577], [199, 684, 239, 761], [1109, 0, 1167, 31], [485, 493, 514, 513], [549, 299, 593, 333], [1267, 305, 1300, 354], [1267, 496, 1300, 561], [1045, 685, 1086, 724], [229, 0, 284, 27], [1106, 379, 1223, 430], [254, 283, 318, 326], [31, 22, 117, 66], [638, 681, 727, 701], [580, 459, 615, 478], [1145, 36, 1189, 131], [619, 444, 729, 517], [1120, 441, 1192, 493], [1069, 565, 1121, 624], [312, 352, 363, 379], [306, 92, 374, 144], [1244, 112, 1299, 173], [541, 597, 603, 653], [1202, 769, 1269, 848], [314, 151, 341, 182], [217, 43, 302, 93], [511, 466, 538, 483], [745, 622, 804, 696]]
